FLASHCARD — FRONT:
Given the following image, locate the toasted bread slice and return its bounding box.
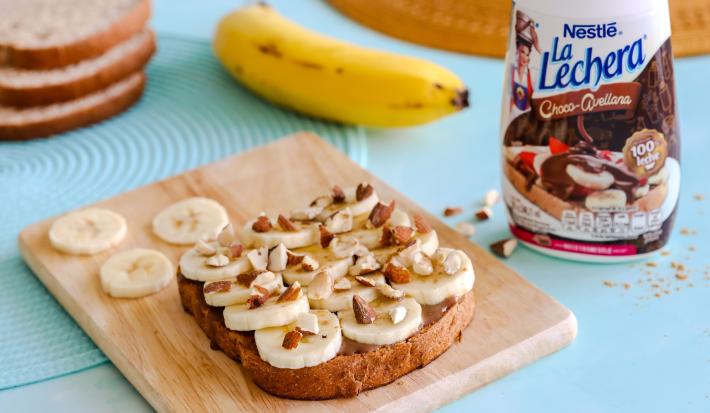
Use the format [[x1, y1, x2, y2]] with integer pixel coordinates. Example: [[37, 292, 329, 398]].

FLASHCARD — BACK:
[[177, 273, 476, 400], [0, 30, 155, 107], [0, 0, 150, 69], [504, 162, 667, 221], [0, 71, 145, 140]]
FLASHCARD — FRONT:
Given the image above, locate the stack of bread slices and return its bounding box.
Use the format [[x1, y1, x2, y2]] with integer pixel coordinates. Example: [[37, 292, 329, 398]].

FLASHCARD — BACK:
[[0, 0, 155, 140]]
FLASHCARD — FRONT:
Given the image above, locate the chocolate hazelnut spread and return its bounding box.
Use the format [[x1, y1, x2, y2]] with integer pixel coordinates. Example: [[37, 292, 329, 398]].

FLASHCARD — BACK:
[[500, 0, 680, 261]]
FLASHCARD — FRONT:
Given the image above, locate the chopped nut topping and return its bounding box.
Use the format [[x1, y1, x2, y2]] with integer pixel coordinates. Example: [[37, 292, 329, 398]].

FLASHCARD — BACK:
[[301, 255, 320, 272], [237, 269, 266, 287], [247, 247, 268, 271], [490, 238, 518, 258], [282, 329, 303, 349], [247, 290, 268, 309], [195, 240, 216, 256], [384, 263, 411, 283], [332, 185, 346, 203], [226, 243, 244, 259], [349, 254, 381, 276], [443, 206, 463, 217], [377, 283, 404, 300], [251, 271, 275, 288], [268, 243, 288, 272], [296, 312, 320, 335], [287, 251, 305, 266], [319, 224, 334, 248], [325, 208, 353, 233], [368, 201, 396, 228], [290, 206, 323, 221], [252, 216, 273, 232], [356, 183, 374, 201], [205, 254, 230, 267], [443, 251, 464, 274], [389, 306, 407, 325], [334, 277, 352, 291], [475, 207, 493, 221], [354, 275, 377, 287], [204, 280, 231, 294], [253, 285, 270, 296], [353, 294, 377, 324], [455, 221, 476, 237], [392, 226, 414, 245], [217, 224, 237, 247], [413, 214, 433, 234], [307, 272, 333, 300], [277, 214, 297, 232], [331, 236, 360, 258], [412, 254, 433, 275], [277, 282, 302, 302]]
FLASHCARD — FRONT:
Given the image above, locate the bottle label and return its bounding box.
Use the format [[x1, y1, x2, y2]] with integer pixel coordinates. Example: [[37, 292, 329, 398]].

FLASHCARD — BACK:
[[500, 3, 680, 257]]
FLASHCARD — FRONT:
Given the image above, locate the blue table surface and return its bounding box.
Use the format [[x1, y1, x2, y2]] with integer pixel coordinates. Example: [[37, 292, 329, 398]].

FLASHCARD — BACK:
[[2, 1, 708, 412]]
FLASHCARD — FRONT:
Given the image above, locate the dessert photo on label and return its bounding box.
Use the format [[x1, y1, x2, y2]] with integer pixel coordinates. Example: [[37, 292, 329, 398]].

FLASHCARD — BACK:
[[500, 5, 680, 260]]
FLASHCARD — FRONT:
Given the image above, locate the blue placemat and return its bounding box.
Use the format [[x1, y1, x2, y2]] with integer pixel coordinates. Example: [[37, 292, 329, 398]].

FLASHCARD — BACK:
[[0, 34, 367, 389]]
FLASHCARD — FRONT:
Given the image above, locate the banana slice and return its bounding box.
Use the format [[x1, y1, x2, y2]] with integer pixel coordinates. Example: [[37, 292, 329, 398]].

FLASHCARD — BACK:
[[282, 244, 351, 286], [565, 164, 614, 190], [152, 197, 229, 245], [338, 297, 422, 345], [49, 208, 127, 255], [254, 309, 342, 369], [392, 249, 475, 305], [223, 290, 309, 331], [178, 242, 251, 282], [317, 185, 380, 220], [242, 218, 318, 249], [204, 272, 284, 307], [100, 248, 174, 298], [309, 274, 385, 311]]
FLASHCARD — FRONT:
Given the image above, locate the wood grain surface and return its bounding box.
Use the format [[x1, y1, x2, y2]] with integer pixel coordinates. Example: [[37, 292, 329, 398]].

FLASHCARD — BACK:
[[19, 132, 577, 412]]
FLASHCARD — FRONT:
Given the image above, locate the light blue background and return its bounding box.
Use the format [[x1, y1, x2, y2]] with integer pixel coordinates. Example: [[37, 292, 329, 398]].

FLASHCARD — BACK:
[[1, 0, 708, 411]]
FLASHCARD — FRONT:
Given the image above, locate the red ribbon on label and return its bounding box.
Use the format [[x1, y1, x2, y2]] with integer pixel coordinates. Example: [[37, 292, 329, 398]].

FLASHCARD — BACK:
[[532, 82, 641, 121]]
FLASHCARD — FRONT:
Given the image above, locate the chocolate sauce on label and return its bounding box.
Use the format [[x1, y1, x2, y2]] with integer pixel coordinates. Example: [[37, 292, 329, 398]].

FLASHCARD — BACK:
[[500, 1, 680, 261]]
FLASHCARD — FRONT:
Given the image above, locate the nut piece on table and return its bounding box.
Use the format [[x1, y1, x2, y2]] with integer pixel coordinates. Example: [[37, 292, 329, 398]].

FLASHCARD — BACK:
[[490, 238, 518, 258], [443, 206, 463, 217], [455, 221, 476, 237], [475, 207, 493, 221], [483, 189, 500, 207]]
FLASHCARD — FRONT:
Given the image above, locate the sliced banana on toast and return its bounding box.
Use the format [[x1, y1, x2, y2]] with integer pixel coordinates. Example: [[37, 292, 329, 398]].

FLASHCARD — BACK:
[[308, 274, 385, 311], [49, 208, 127, 255], [152, 197, 229, 245], [179, 241, 251, 282], [223, 284, 310, 331], [204, 271, 284, 307], [338, 297, 422, 345], [254, 309, 342, 369], [100, 248, 173, 298]]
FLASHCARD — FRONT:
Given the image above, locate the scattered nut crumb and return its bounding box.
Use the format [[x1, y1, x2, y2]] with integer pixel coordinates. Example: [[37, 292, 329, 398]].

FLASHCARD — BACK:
[[675, 273, 688, 280], [693, 194, 704, 201], [679, 228, 697, 236], [645, 262, 657, 268], [454, 221, 475, 237], [443, 206, 463, 217], [603, 280, 615, 287], [623, 283, 631, 290]]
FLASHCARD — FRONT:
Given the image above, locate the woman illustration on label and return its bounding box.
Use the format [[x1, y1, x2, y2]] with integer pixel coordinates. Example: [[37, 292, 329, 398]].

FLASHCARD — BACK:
[[509, 10, 540, 116]]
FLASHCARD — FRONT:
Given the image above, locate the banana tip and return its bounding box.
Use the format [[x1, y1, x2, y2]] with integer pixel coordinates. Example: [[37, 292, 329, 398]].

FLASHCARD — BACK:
[[452, 89, 470, 109]]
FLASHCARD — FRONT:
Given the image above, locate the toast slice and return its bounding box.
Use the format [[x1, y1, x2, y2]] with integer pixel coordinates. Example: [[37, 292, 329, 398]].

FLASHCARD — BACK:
[[178, 273, 476, 400], [0, 71, 145, 140], [0, 29, 155, 107], [0, 0, 150, 69]]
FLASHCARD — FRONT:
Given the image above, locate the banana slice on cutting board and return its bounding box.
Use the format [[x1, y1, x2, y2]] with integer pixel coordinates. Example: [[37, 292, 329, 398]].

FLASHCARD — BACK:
[[338, 297, 422, 345], [254, 309, 342, 369], [309, 274, 385, 311], [152, 197, 229, 245], [392, 249, 475, 305], [178, 242, 251, 282], [204, 272, 284, 307], [49, 208, 127, 255], [242, 218, 318, 249], [223, 289, 310, 331], [281, 244, 351, 286], [100, 248, 174, 298]]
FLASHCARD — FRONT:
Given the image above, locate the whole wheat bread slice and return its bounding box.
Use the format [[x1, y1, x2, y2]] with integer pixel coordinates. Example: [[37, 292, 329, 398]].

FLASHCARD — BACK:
[[0, 29, 155, 107], [0, 0, 150, 69], [0, 71, 145, 140]]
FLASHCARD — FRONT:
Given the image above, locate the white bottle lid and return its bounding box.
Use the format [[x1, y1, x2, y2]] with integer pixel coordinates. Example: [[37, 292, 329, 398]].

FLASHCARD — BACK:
[[515, 0, 669, 19]]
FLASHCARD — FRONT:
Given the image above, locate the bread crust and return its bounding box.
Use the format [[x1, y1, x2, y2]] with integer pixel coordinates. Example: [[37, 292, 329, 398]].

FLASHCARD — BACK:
[[0, 31, 155, 107], [177, 273, 476, 400], [0, 72, 146, 140], [504, 161, 667, 221], [0, 0, 151, 70]]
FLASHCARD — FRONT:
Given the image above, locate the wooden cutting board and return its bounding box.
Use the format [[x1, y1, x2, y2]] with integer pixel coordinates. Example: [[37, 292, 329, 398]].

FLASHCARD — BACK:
[[18, 133, 576, 412]]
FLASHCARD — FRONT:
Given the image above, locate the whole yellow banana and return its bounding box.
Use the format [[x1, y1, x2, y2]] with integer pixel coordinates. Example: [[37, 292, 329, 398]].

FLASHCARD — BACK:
[[213, 3, 469, 128]]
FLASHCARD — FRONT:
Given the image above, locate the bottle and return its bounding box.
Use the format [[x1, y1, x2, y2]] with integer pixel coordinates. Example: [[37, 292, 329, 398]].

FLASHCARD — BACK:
[[499, 0, 680, 262]]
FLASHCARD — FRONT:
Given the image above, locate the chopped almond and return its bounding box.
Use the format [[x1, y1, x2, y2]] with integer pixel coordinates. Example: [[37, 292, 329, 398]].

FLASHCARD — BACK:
[[369, 201, 396, 227], [384, 263, 411, 283], [490, 238, 517, 258], [252, 216, 273, 232], [287, 251, 305, 266], [354, 275, 377, 287], [392, 226, 414, 245], [282, 329, 303, 349], [204, 280, 231, 294], [237, 269, 265, 287], [319, 224, 334, 248], [277, 214, 297, 232], [353, 294, 377, 324], [227, 243, 244, 259], [277, 282, 302, 302], [443, 206, 463, 217], [413, 214, 433, 233], [332, 185, 346, 203], [356, 183, 374, 201], [475, 207, 493, 220], [247, 292, 268, 309]]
